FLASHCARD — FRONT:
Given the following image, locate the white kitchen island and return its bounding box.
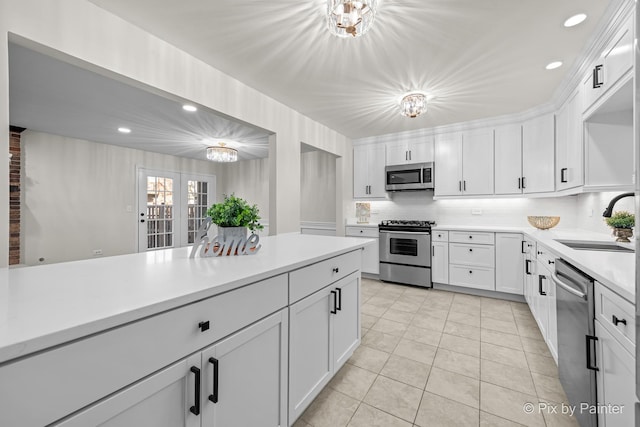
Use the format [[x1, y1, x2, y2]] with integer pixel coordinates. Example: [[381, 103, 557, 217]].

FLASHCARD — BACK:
[[0, 233, 370, 427]]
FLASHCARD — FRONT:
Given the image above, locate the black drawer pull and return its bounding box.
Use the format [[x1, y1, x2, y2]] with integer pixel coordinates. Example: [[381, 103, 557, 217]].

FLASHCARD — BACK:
[[332, 267, 339, 273], [548, 260, 554, 265], [586, 335, 599, 371], [468, 248, 473, 252], [330, 290, 337, 314], [525, 259, 531, 275], [468, 235, 473, 239], [612, 315, 627, 326], [560, 167, 568, 183], [190, 366, 201, 415], [336, 287, 342, 311], [208, 357, 219, 403], [538, 274, 547, 296], [468, 270, 473, 274], [198, 321, 210, 332]]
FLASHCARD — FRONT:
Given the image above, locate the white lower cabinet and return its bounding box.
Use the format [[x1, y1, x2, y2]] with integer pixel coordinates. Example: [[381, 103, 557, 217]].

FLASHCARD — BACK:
[[289, 272, 360, 424], [432, 241, 449, 284], [495, 233, 524, 295], [345, 226, 379, 275], [595, 320, 636, 427], [448, 231, 495, 291], [58, 310, 288, 427]]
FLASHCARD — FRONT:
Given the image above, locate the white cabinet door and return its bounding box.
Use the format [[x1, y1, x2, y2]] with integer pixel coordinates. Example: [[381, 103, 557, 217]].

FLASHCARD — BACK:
[[595, 321, 636, 427], [495, 233, 524, 295], [556, 90, 583, 191], [202, 310, 288, 427], [353, 145, 386, 199], [57, 354, 201, 427], [386, 142, 410, 166], [462, 128, 494, 195], [431, 241, 448, 284], [362, 240, 379, 274], [602, 14, 633, 95], [494, 124, 523, 195], [408, 139, 434, 163], [533, 261, 552, 342], [522, 114, 555, 193], [434, 132, 463, 196], [546, 278, 558, 362], [289, 286, 333, 422], [332, 274, 361, 370], [523, 238, 536, 306]]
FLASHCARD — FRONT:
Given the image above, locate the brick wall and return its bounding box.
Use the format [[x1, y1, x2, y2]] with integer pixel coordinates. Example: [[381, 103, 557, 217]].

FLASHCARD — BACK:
[[9, 127, 23, 265]]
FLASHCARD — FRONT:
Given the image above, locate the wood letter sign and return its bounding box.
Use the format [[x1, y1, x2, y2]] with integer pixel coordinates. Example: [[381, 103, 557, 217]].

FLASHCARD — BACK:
[[189, 218, 261, 258]]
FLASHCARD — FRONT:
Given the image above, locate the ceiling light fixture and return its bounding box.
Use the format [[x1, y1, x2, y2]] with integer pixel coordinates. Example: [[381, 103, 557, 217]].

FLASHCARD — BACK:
[[327, 0, 377, 38], [206, 142, 238, 163], [182, 104, 197, 112], [564, 13, 587, 27], [117, 127, 131, 133], [545, 61, 563, 70], [400, 93, 428, 118]]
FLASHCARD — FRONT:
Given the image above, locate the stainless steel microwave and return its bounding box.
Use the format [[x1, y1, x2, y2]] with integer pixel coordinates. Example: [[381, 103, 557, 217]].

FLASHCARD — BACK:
[[385, 162, 434, 191]]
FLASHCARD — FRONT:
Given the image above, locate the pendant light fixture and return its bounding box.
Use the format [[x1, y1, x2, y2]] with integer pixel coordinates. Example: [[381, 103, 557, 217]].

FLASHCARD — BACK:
[[327, 0, 377, 38], [206, 142, 238, 163], [400, 93, 428, 118]]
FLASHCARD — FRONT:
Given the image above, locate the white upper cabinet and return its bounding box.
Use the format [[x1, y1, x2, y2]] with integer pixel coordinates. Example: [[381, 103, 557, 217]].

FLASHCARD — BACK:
[[435, 129, 493, 196], [353, 144, 386, 199], [522, 114, 555, 194], [494, 124, 523, 195], [461, 128, 494, 195], [386, 138, 434, 165], [555, 90, 583, 191], [583, 14, 634, 114]]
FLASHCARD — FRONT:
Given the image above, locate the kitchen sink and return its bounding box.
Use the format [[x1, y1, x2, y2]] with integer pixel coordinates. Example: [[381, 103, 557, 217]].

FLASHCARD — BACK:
[[554, 240, 635, 253]]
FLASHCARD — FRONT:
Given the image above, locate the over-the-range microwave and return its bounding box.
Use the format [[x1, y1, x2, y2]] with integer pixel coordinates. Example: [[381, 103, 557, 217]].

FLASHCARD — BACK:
[[385, 162, 434, 191]]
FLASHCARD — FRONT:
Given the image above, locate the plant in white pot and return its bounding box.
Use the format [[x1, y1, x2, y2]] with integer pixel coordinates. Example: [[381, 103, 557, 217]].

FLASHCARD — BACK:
[[604, 210, 635, 242], [206, 194, 263, 241]]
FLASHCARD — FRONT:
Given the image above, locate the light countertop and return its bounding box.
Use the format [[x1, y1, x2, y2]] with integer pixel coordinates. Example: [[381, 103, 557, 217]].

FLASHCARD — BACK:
[[0, 233, 372, 364], [434, 225, 635, 303]]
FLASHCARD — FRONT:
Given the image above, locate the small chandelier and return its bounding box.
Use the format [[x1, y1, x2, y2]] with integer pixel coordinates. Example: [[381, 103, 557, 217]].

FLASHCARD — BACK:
[[206, 143, 238, 163], [400, 93, 428, 118], [327, 0, 377, 38]]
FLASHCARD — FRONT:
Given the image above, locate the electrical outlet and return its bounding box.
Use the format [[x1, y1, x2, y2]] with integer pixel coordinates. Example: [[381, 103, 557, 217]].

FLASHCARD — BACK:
[[471, 208, 482, 215], [92, 249, 103, 256]]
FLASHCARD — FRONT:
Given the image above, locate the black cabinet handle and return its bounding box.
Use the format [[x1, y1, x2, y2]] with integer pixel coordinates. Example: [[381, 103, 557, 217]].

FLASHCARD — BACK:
[[459, 181, 462, 192], [140, 219, 145, 223], [405, 151, 408, 161], [469, 248, 473, 252], [548, 260, 554, 265], [199, 321, 210, 332], [409, 150, 412, 161], [521, 177, 526, 189], [521, 241, 526, 254], [336, 287, 342, 311], [190, 366, 201, 415], [612, 315, 627, 326], [538, 274, 547, 296], [593, 64, 603, 88], [432, 245, 435, 255], [468, 235, 473, 239], [208, 357, 219, 403], [330, 290, 337, 314], [560, 168, 568, 183], [332, 267, 339, 273], [463, 181, 466, 191], [586, 335, 599, 371], [518, 177, 521, 189], [525, 259, 531, 275], [469, 270, 473, 274]]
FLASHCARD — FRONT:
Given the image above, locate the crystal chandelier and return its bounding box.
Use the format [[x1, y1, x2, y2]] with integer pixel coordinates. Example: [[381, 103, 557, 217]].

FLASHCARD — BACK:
[[400, 93, 428, 118], [327, 0, 377, 38], [206, 143, 238, 162]]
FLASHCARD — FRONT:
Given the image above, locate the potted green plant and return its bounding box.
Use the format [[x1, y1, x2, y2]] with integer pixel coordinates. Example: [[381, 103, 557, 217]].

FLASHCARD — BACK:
[[206, 194, 264, 241], [604, 210, 635, 242]]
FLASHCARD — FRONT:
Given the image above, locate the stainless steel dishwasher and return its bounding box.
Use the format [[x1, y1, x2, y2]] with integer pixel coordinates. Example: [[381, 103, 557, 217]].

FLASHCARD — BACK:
[[552, 259, 597, 427]]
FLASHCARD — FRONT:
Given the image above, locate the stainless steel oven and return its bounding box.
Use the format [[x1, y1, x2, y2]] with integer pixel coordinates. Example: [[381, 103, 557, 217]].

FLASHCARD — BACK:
[[379, 220, 434, 287]]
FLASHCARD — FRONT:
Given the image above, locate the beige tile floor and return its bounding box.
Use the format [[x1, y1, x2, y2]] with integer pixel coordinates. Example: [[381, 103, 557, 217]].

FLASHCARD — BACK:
[[293, 278, 579, 427]]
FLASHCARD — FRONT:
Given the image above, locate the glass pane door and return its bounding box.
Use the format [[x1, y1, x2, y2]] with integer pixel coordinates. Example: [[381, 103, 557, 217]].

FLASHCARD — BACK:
[[138, 170, 180, 252]]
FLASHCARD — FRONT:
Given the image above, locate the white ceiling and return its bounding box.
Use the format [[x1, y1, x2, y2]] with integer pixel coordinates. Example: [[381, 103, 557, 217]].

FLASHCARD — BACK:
[[9, 43, 272, 161], [89, 0, 612, 139]]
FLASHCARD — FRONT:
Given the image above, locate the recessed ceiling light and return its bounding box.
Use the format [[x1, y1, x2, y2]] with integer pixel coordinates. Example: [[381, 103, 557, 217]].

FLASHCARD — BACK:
[[564, 13, 587, 27], [117, 127, 132, 134], [182, 104, 197, 112], [545, 61, 563, 70]]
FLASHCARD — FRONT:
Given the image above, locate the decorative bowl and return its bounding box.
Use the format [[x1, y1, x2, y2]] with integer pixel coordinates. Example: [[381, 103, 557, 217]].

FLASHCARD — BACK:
[[527, 216, 560, 230]]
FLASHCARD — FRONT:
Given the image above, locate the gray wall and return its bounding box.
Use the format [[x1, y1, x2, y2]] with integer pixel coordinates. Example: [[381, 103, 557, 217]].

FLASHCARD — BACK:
[[300, 150, 336, 223]]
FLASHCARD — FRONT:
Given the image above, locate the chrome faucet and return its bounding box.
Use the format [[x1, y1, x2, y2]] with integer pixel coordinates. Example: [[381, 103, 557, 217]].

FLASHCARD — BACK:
[[602, 192, 635, 217]]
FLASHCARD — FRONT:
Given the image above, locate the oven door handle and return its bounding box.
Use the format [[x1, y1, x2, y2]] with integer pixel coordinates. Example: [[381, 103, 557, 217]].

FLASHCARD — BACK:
[[379, 230, 431, 235]]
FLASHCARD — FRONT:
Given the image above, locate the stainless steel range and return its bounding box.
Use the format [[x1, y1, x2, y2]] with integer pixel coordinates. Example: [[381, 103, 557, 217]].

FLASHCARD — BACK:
[[379, 220, 435, 287]]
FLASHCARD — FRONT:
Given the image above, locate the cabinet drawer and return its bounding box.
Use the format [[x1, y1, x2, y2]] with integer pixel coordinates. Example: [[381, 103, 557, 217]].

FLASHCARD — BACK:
[[0, 274, 288, 427], [449, 231, 494, 245], [290, 250, 361, 303], [345, 226, 379, 238], [449, 265, 495, 291], [595, 282, 635, 354], [432, 231, 449, 242], [536, 244, 557, 271], [449, 243, 494, 267]]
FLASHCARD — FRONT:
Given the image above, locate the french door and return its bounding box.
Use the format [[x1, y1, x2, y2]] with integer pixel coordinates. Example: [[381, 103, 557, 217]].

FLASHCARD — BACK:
[[138, 169, 215, 252]]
